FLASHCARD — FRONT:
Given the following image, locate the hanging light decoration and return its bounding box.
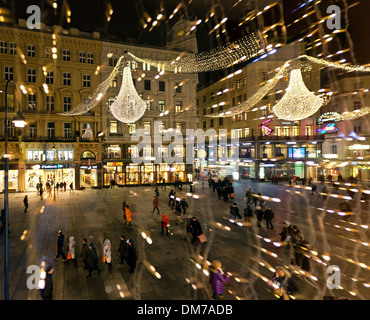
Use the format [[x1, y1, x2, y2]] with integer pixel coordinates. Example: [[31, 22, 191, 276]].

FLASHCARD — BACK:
[[272, 68, 327, 121], [127, 31, 262, 73], [109, 65, 147, 123], [206, 60, 291, 118], [60, 56, 125, 116]]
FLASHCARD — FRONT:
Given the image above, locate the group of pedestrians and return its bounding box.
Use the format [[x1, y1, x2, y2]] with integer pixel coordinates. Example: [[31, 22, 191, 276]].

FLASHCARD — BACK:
[[44, 230, 138, 300]]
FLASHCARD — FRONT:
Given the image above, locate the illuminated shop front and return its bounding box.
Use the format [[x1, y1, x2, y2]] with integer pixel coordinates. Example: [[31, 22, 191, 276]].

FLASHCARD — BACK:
[[0, 165, 19, 192], [80, 165, 98, 188], [171, 163, 186, 182], [350, 161, 370, 181], [157, 164, 170, 183], [104, 162, 124, 186], [25, 164, 75, 191], [126, 164, 140, 184], [141, 164, 155, 184]]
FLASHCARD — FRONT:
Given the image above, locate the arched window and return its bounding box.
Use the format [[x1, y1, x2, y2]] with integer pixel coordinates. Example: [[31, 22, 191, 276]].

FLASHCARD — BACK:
[[80, 151, 96, 160]]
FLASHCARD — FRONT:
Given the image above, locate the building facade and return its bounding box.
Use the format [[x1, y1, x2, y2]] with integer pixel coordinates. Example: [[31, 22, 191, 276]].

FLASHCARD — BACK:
[[0, 19, 199, 192], [196, 42, 327, 181]]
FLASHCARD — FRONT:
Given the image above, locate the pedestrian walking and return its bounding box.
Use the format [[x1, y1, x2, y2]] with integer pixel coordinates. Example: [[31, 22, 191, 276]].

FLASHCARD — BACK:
[[124, 205, 132, 227], [103, 239, 112, 268], [155, 186, 159, 198], [63, 181, 67, 192], [322, 185, 328, 200], [229, 203, 241, 224], [174, 201, 182, 217], [40, 266, 54, 300], [126, 239, 138, 274], [39, 186, 43, 200], [290, 225, 304, 247], [279, 221, 292, 247], [86, 243, 101, 278], [311, 183, 319, 195], [55, 230, 67, 262], [255, 206, 264, 228], [292, 240, 311, 272], [268, 266, 299, 300], [23, 195, 28, 213], [67, 236, 78, 266], [209, 260, 230, 300], [183, 215, 192, 240], [70, 182, 74, 193], [180, 198, 189, 216], [263, 206, 275, 229], [243, 204, 253, 227], [0, 208, 10, 234], [118, 235, 128, 264], [168, 190, 175, 206], [189, 216, 203, 243], [80, 238, 89, 269], [161, 212, 170, 235], [152, 196, 160, 214]]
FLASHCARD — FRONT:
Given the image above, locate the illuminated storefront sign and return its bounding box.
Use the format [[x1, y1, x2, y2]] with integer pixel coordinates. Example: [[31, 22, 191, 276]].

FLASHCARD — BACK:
[[317, 112, 342, 124], [317, 123, 340, 134]]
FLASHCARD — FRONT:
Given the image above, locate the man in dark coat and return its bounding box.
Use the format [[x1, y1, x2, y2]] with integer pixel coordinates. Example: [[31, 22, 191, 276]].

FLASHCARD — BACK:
[[40, 266, 54, 300], [118, 235, 128, 264], [263, 206, 275, 229], [80, 238, 89, 269], [86, 243, 101, 278], [293, 240, 311, 272], [229, 203, 241, 224], [189, 217, 203, 243], [126, 239, 138, 274], [55, 230, 67, 261], [180, 198, 189, 215]]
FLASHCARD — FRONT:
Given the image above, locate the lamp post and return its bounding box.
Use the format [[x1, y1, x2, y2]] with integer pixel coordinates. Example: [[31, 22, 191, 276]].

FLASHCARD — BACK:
[[52, 144, 56, 201], [3, 79, 27, 300]]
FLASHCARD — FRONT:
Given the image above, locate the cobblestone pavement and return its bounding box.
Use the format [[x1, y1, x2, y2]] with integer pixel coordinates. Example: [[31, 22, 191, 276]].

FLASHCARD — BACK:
[[0, 178, 369, 300]]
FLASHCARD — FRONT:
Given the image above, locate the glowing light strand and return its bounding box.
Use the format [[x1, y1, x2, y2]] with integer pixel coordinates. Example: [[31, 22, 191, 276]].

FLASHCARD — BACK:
[[127, 32, 262, 73]]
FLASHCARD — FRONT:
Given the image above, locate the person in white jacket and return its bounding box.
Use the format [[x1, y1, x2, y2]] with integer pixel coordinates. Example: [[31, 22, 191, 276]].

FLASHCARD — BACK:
[[68, 236, 78, 266], [103, 239, 112, 268]]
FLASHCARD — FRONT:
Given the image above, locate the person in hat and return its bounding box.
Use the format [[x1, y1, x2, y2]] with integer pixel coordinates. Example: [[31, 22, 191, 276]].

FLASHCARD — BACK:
[[291, 225, 304, 247], [86, 242, 101, 278], [55, 230, 67, 262], [209, 260, 230, 300], [40, 266, 54, 300]]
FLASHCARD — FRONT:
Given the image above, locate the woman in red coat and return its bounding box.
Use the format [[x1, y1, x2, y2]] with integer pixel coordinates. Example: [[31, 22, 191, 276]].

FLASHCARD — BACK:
[[161, 213, 170, 235]]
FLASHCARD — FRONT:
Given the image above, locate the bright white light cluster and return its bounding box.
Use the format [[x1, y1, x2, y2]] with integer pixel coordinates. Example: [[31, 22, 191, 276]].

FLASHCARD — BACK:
[[127, 31, 261, 73], [272, 68, 326, 121], [109, 66, 147, 123]]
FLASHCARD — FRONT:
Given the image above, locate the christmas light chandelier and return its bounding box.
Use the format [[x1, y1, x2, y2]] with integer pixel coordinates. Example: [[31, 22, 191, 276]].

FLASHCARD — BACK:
[[109, 65, 147, 123], [272, 68, 328, 120]]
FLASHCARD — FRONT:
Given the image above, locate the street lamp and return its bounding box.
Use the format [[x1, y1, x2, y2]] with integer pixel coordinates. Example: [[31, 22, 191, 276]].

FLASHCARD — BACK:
[[3, 79, 27, 300]]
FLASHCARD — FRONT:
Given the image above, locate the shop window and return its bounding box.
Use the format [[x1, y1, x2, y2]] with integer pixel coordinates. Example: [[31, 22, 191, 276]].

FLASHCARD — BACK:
[[128, 146, 138, 159], [107, 145, 121, 158], [128, 123, 136, 135], [58, 150, 73, 161], [46, 150, 56, 161], [27, 150, 44, 161]]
